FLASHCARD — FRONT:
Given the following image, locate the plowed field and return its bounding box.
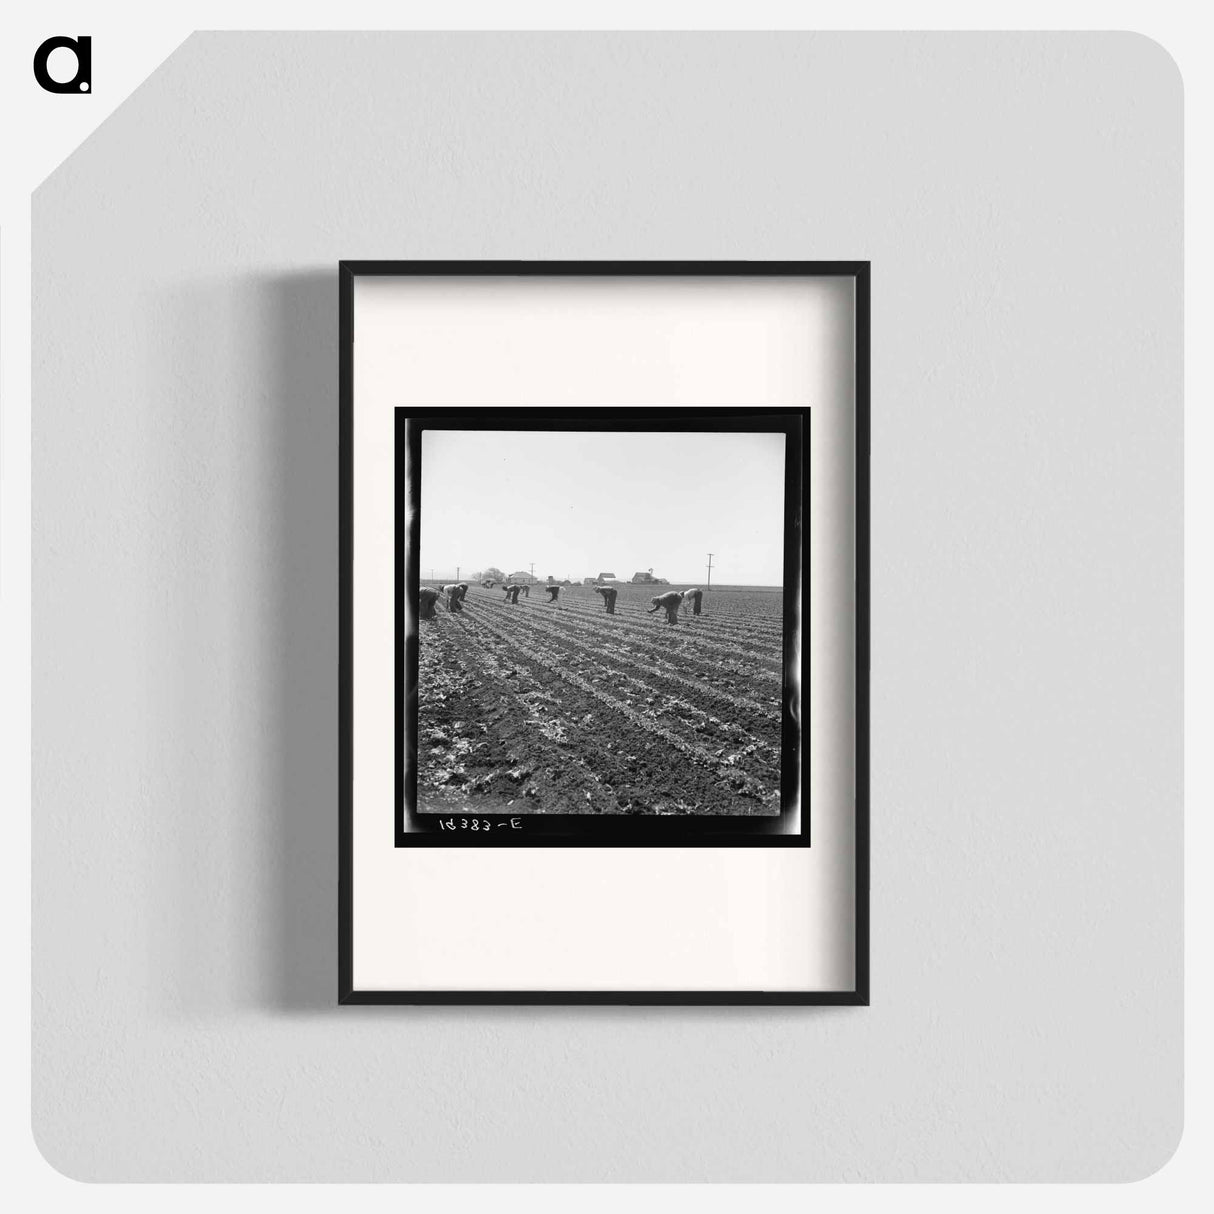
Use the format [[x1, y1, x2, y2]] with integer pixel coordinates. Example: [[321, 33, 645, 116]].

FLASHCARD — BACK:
[[416, 583, 786, 815]]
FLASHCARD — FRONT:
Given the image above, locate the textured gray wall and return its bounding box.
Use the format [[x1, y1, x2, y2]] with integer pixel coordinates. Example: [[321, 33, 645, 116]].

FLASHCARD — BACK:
[[32, 33, 1182, 1181]]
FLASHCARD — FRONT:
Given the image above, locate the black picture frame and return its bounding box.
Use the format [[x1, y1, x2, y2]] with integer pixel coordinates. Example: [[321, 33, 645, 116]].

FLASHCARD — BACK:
[[339, 261, 870, 1006]]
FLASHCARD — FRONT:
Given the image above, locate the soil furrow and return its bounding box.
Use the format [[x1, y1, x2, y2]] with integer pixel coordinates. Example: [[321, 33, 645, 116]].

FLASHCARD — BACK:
[[474, 609, 782, 790], [531, 599, 784, 667], [467, 612, 779, 812], [477, 599, 782, 723], [479, 596, 783, 687], [417, 585, 785, 816]]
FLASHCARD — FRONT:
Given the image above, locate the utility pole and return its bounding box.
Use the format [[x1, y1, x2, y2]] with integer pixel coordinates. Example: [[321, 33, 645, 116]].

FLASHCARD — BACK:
[[456, 565, 460, 582], [706, 553, 714, 589], [529, 562, 535, 582]]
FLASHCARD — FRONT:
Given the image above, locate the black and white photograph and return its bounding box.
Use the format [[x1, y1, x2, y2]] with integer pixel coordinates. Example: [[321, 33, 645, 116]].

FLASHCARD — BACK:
[[397, 412, 805, 843]]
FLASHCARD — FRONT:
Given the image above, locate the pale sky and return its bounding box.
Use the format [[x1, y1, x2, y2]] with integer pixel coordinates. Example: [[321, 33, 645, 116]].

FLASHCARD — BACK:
[[418, 429, 787, 585]]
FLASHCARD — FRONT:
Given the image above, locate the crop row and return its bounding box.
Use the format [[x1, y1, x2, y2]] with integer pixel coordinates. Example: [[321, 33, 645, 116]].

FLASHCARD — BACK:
[[479, 608, 783, 759], [418, 611, 767, 812], [417, 605, 781, 813], [424, 613, 619, 810], [475, 594, 782, 723], [471, 608, 782, 793], [495, 608, 782, 694], [543, 597, 784, 666], [475, 593, 784, 683], [469, 585, 783, 632], [468, 610, 779, 802], [507, 589, 785, 640]]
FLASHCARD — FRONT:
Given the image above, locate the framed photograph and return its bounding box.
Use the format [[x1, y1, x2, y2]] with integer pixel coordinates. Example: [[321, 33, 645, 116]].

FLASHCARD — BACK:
[[340, 262, 869, 1004]]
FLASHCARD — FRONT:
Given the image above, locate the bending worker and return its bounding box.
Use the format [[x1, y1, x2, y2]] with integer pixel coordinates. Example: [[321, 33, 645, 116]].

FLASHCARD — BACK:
[[647, 590, 685, 625]]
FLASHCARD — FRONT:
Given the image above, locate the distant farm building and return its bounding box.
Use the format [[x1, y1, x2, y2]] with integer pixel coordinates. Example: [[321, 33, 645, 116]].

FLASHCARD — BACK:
[[597, 571, 616, 582], [507, 570, 537, 584], [631, 569, 669, 585]]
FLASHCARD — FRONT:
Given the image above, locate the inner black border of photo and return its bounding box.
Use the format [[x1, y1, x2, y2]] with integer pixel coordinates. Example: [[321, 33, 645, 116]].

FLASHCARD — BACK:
[[397, 408, 808, 847]]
